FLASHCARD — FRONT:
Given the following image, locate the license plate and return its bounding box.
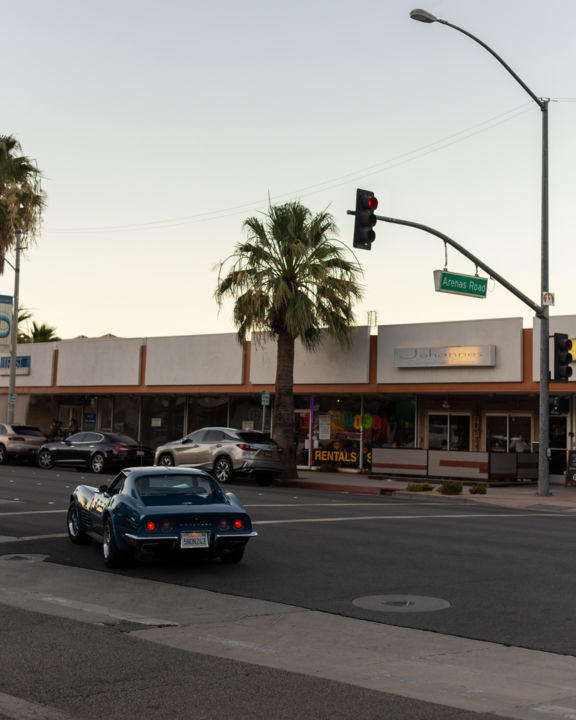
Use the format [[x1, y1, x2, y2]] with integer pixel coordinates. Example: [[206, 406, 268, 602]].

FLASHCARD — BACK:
[[136, 450, 144, 456], [180, 531, 209, 549], [264, 451, 272, 457]]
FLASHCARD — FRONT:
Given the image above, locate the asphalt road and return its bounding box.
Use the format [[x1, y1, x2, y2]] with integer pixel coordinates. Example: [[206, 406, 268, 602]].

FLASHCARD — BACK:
[[2, 463, 576, 719], [2, 463, 576, 654]]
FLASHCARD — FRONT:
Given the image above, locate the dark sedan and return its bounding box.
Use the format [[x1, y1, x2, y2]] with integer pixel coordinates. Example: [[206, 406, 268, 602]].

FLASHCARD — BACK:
[[37, 431, 154, 473]]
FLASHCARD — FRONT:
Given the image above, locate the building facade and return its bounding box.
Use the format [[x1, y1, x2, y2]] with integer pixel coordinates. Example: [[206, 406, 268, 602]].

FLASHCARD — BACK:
[[4, 316, 576, 484]]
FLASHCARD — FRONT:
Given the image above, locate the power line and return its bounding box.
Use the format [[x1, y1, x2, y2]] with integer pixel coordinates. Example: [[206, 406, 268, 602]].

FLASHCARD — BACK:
[[47, 102, 535, 235]]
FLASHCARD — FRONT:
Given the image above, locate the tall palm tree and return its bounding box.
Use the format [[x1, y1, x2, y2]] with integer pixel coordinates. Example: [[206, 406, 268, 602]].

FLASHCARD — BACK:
[[215, 201, 363, 478], [0, 135, 45, 271]]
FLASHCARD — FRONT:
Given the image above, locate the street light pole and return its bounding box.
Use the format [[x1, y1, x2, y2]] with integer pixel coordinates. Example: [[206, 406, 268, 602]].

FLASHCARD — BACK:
[[410, 9, 551, 495], [7, 229, 21, 425]]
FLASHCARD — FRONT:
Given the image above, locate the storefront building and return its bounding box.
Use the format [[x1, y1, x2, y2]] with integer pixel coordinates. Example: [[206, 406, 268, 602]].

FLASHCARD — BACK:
[[3, 316, 576, 483]]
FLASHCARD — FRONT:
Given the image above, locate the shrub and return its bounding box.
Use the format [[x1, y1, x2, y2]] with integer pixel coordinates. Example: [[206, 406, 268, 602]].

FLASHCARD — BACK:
[[469, 483, 488, 495], [406, 482, 434, 492], [438, 480, 463, 495]]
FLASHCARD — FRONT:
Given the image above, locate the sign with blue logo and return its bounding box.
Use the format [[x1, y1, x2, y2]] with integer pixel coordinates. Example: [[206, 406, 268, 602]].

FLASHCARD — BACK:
[[0, 355, 31, 375]]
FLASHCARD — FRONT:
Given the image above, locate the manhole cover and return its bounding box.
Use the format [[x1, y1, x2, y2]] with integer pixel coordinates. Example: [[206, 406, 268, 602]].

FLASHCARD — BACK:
[[0, 554, 49, 564], [352, 594, 450, 613]]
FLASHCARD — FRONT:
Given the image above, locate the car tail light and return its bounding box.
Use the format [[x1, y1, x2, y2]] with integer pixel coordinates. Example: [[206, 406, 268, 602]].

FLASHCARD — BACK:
[[7, 436, 25, 442], [161, 520, 172, 532], [146, 521, 156, 532], [236, 443, 258, 451], [233, 519, 243, 529], [114, 445, 131, 453], [219, 519, 229, 530]]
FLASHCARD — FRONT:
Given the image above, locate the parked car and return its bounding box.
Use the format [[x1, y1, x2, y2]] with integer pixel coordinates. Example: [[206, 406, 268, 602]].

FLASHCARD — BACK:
[[37, 431, 154, 473], [0, 424, 46, 465], [66, 466, 257, 567], [154, 426, 282, 485]]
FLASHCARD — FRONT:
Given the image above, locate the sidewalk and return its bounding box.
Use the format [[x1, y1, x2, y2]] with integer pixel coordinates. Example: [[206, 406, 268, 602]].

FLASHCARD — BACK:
[[279, 470, 576, 513]]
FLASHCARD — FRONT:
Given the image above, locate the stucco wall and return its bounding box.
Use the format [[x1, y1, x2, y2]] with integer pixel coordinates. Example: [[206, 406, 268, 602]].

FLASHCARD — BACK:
[[145, 334, 244, 385], [378, 318, 524, 383], [250, 326, 371, 385], [0, 342, 56, 387], [57, 337, 142, 386]]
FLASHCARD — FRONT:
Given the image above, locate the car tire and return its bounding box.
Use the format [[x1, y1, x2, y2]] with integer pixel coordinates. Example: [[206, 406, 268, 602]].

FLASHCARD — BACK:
[[66, 502, 90, 545], [220, 546, 245, 564], [158, 453, 175, 467], [103, 518, 126, 568], [0, 444, 7, 465], [213, 456, 233, 484], [37, 449, 54, 469], [90, 452, 106, 474]]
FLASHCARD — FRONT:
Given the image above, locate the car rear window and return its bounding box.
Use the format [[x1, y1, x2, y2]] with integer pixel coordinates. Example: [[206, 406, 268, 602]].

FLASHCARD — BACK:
[[237, 432, 278, 445], [135, 473, 226, 504], [12, 426, 44, 437], [107, 433, 138, 445]]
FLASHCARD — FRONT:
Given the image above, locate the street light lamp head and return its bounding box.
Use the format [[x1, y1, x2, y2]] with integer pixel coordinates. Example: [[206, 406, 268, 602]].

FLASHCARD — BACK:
[[410, 8, 438, 23]]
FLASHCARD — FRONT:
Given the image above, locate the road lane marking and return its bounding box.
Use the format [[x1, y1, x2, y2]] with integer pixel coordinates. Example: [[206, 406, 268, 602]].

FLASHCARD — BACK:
[[0, 690, 79, 720], [0, 510, 65, 516], [253, 512, 575, 524]]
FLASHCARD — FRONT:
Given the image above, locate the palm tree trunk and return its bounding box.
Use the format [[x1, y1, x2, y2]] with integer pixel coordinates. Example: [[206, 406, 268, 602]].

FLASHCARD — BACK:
[[273, 330, 298, 479]]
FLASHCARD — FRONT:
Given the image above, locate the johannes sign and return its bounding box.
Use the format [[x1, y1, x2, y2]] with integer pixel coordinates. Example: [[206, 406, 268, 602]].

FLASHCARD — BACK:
[[434, 270, 488, 299]]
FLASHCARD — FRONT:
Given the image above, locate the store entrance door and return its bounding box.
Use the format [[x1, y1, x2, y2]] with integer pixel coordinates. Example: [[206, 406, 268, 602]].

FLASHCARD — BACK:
[[550, 415, 568, 480], [295, 408, 313, 467]]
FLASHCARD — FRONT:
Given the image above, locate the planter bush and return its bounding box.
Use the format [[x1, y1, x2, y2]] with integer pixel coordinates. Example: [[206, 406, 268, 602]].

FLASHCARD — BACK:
[[406, 482, 434, 492], [438, 480, 463, 495], [469, 483, 488, 495]]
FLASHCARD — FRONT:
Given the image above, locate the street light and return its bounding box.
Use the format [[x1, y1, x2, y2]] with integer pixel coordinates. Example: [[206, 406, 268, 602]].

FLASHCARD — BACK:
[[410, 9, 551, 495]]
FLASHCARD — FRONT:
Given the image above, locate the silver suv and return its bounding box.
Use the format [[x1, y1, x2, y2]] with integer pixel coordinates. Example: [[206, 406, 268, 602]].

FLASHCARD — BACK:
[[154, 427, 282, 485], [0, 424, 46, 465]]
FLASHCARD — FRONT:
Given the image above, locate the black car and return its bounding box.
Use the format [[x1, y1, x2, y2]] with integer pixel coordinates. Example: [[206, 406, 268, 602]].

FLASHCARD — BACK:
[[37, 431, 154, 474]]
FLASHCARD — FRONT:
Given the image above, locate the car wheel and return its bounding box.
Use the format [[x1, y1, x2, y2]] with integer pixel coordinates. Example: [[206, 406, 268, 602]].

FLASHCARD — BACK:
[[66, 502, 90, 545], [90, 452, 106, 474], [103, 519, 126, 568], [158, 453, 175, 467], [0, 444, 7, 465], [220, 546, 245, 564], [37, 449, 54, 469], [214, 457, 233, 484]]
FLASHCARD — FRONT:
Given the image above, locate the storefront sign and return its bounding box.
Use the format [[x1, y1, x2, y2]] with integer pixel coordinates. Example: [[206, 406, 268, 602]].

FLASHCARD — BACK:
[[434, 270, 488, 298], [394, 345, 496, 368], [0, 355, 31, 375]]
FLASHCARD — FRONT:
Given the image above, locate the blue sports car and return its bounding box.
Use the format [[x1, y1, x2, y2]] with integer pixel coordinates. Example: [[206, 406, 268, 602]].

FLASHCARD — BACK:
[[67, 466, 257, 568]]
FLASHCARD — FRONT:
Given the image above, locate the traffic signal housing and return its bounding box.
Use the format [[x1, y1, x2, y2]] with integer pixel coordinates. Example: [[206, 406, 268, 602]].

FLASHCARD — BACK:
[[353, 189, 378, 250], [553, 333, 573, 382]]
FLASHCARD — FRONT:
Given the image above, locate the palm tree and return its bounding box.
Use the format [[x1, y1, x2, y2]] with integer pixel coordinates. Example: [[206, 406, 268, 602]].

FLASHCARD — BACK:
[[0, 135, 45, 272], [215, 201, 363, 478], [19, 321, 60, 344]]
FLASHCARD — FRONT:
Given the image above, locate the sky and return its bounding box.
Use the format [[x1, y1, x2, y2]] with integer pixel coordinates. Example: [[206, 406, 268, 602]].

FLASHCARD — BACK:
[[3, 0, 576, 340]]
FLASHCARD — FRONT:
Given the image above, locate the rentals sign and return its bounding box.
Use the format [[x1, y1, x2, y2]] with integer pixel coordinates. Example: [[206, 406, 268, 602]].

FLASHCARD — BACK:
[[434, 270, 488, 298]]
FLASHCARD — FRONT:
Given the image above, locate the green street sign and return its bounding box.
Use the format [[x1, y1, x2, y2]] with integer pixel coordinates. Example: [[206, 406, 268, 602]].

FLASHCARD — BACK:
[[433, 270, 488, 299], [261, 390, 270, 406]]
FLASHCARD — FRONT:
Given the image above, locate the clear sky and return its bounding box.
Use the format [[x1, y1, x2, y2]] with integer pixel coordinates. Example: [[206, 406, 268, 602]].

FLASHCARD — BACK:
[[4, 0, 576, 339]]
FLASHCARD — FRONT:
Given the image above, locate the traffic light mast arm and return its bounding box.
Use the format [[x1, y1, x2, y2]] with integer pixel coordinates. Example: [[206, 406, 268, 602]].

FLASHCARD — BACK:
[[375, 213, 545, 319]]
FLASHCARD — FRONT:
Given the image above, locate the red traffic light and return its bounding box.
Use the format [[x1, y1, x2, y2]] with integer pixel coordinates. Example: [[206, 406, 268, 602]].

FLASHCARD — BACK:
[[566, 339, 573, 351], [368, 196, 378, 210]]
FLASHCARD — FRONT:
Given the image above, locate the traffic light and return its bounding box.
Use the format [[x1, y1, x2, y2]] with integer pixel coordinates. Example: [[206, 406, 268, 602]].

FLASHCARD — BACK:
[[553, 333, 573, 382], [353, 189, 378, 250]]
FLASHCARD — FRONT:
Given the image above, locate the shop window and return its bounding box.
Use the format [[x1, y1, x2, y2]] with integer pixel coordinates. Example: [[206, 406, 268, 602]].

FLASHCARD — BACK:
[[486, 415, 532, 452], [188, 396, 229, 433], [428, 414, 470, 451]]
